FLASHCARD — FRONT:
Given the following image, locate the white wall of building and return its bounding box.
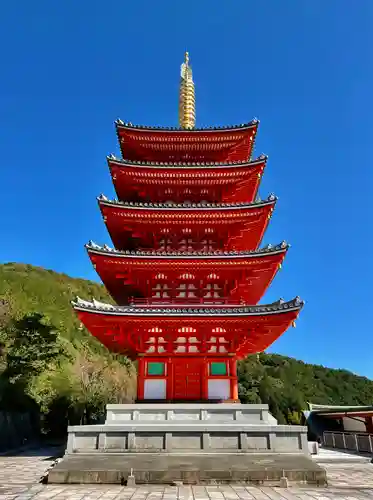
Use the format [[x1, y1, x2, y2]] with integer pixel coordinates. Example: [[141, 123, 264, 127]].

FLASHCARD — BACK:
[[208, 379, 230, 400], [144, 379, 167, 399], [342, 417, 366, 432]]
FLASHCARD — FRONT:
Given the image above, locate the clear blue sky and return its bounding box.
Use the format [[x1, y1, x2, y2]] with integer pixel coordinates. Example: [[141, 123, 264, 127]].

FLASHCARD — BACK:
[[1, 0, 373, 378]]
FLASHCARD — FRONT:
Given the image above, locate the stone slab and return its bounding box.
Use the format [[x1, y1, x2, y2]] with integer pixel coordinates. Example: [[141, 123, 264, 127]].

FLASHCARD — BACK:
[[47, 452, 327, 485], [69, 423, 304, 432], [106, 403, 273, 425], [66, 423, 308, 453]]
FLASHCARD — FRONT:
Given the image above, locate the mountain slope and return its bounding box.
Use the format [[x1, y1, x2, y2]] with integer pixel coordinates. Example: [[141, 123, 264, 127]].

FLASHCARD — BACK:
[[0, 262, 112, 347]]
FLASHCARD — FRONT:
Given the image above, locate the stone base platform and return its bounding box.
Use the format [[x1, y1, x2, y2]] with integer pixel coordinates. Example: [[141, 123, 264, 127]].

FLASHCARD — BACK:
[[48, 404, 326, 486], [47, 452, 327, 485], [65, 404, 307, 454]]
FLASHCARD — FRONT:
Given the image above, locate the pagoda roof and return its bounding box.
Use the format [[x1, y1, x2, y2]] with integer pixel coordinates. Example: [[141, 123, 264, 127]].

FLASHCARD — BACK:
[[98, 194, 276, 211], [98, 194, 276, 252], [86, 240, 288, 259], [73, 296, 303, 316], [108, 155, 267, 205], [116, 119, 259, 162], [115, 119, 259, 133], [107, 154, 267, 169], [73, 297, 303, 358], [86, 241, 288, 305]]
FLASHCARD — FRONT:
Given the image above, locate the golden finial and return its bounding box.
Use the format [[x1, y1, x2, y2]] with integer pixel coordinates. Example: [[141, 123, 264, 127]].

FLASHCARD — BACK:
[[179, 51, 196, 129]]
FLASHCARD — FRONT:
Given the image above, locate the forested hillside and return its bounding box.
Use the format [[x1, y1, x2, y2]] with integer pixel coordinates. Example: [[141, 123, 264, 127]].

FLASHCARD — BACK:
[[238, 354, 373, 423], [0, 263, 136, 436], [0, 262, 372, 430]]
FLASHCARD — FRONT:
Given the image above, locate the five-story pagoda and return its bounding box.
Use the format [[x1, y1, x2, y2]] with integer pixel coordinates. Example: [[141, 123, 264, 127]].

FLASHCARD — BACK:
[[73, 53, 303, 402]]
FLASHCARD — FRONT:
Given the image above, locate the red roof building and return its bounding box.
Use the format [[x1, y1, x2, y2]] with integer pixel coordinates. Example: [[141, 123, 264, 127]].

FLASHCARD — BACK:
[[73, 53, 303, 402]]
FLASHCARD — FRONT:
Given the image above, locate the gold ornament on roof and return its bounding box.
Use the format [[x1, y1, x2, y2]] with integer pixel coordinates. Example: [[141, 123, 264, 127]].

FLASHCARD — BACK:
[[179, 52, 196, 129]]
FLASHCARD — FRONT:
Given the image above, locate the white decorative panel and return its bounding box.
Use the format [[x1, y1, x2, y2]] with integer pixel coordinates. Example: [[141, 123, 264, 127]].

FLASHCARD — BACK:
[[208, 379, 230, 400], [144, 379, 167, 399], [175, 345, 186, 353]]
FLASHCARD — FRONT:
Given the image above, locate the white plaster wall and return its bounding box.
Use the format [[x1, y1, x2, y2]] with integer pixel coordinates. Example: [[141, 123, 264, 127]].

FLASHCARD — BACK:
[[144, 379, 167, 399], [208, 379, 230, 400], [343, 417, 366, 432]]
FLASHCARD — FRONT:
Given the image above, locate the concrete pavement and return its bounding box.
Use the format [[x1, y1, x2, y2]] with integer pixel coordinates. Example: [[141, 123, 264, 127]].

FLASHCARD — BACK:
[[1, 447, 373, 499]]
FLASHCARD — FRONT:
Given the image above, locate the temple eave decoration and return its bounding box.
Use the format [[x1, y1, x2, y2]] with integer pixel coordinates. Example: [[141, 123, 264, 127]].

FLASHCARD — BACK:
[[86, 241, 288, 306], [73, 295, 303, 314], [115, 117, 259, 163], [115, 118, 259, 131], [107, 153, 267, 166], [107, 155, 267, 204], [86, 239, 289, 257], [73, 297, 303, 367]]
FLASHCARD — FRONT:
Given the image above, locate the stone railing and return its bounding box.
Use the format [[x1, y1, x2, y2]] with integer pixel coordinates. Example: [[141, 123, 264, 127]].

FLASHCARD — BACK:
[[323, 431, 373, 453]]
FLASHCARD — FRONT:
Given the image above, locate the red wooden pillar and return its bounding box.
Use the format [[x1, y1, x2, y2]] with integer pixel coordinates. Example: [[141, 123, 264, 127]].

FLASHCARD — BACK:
[[202, 357, 209, 400], [365, 417, 373, 434], [137, 357, 145, 400], [166, 357, 173, 401], [229, 358, 239, 401]]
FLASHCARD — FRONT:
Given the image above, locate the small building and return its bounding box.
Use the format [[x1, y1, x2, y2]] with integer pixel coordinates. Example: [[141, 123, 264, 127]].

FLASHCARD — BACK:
[[303, 403, 373, 440]]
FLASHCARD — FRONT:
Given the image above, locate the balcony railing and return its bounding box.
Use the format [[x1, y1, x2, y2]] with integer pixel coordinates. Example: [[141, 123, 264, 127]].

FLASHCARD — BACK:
[[323, 430, 373, 453]]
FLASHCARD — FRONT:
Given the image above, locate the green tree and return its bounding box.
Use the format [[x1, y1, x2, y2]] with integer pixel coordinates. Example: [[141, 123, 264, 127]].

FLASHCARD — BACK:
[[52, 350, 136, 425], [4, 313, 65, 383]]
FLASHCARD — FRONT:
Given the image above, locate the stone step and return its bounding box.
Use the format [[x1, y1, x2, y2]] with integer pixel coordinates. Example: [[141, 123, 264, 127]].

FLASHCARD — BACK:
[[76, 423, 295, 430], [106, 403, 273, 425], [47, 452, 327, 486], [67, 423, 307, 454]]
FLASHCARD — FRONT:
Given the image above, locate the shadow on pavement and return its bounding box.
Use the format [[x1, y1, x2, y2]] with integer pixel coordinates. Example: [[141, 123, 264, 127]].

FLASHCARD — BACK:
[[0, 441, 65, 459]]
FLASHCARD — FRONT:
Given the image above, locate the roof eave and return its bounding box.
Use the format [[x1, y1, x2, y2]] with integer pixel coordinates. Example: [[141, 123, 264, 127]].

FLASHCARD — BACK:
[[96, 195, 277, 211], [85, 242, 289, 260], [115, 119, 259, 133], [106, 155, 268, 170], [72, 297, 304, 317]]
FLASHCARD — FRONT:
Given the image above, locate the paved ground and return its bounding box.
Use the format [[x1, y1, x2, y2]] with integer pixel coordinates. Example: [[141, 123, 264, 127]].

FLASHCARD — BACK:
[[1, 448, 373, 499], [314, 448, 372, 464]]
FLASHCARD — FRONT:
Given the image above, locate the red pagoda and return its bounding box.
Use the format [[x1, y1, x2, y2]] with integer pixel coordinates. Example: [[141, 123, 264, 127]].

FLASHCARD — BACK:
[[73, 53, 303, 402]]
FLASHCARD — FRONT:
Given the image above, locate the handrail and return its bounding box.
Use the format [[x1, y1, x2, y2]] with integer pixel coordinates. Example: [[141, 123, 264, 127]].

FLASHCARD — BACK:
[[323, 430, 373, 453], [324, 430, 373, 436]]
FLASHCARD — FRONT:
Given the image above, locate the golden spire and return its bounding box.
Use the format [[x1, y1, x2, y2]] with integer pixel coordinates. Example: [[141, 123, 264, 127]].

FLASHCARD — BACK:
[[179, 51, 196, 129]]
